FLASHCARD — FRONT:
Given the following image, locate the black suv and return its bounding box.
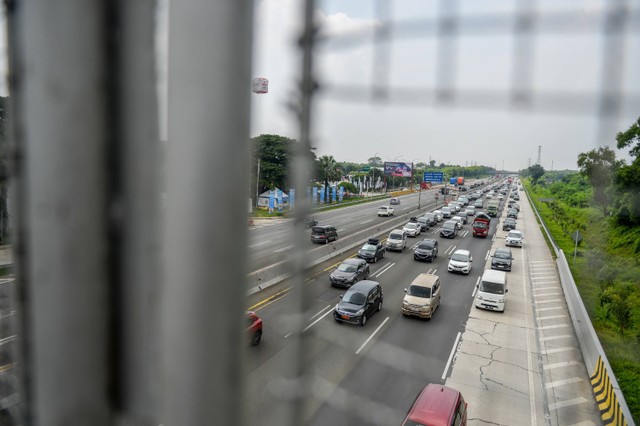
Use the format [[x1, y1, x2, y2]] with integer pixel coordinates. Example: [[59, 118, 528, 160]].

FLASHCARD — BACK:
[[414, 238, 439, 262], [310, 225, 338, 244], [330, 258, 370, 288], [334, 280, 383, 326], [357, 238, 386, 263]]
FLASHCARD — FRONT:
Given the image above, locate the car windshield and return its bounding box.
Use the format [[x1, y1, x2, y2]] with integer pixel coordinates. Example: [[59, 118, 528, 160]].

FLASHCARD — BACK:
[[479, 281, 505, 294], [495, 251, 511, 259], [408, 285, 431, 298], [418, 242, 434, 250], [405, 223, 417, 229], [474, 222, 487, 229], [508, 231, 522, 239], [344, 291, 367, 305], [443, 222, 455, 229], [390, 233, 402, 240], [361, 244, 376, 252], [451, 253, 469, 262], [337, 264, 357, 272]]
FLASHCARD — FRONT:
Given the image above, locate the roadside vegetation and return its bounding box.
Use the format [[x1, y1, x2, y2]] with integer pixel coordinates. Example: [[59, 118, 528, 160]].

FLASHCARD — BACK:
[[522, 116, 640, 421]]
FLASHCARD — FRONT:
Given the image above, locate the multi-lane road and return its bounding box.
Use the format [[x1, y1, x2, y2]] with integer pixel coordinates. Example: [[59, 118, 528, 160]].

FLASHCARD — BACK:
[[244, 183, 602, 425]]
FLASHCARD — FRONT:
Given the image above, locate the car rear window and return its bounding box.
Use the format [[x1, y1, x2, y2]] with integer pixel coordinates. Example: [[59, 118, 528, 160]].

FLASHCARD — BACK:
[[312, 227, 326, 234]]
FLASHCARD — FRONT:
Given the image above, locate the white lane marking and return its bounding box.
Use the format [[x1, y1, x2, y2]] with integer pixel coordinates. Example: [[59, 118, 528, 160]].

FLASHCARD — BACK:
[[521, 240, 536, 426], [485, 249, 490, 261], [537, 314, 568, 321], [539, 334, 572, 342], [372, 263, 395, 278], [411, 241, 421, 250], [441, 331, 462, 381], [248, 240, 271, 248], [536, 306, 564, 312], [472, 276, 480, 297], [539, 324, 570, 330], [549, 397, 588, 411], [355, 316, 390, 354], [535, 292, 561, 297], [533, 286, 558, 291], [545, 377, 583, 389], [309, 305, 332, 321], [360, 219, 373, 225], [273, 245, 295, 253], [302, 308, 334, 333], [374, 263, 395, 278], [541, 347, 576, 355]]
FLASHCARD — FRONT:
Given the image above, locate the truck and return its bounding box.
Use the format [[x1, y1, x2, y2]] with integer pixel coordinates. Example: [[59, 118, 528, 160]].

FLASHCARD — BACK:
[[449, 177, 457, 185], [472, 213, 491, 238], [486, 199, 500, 217], [456, 176, 465, 185]]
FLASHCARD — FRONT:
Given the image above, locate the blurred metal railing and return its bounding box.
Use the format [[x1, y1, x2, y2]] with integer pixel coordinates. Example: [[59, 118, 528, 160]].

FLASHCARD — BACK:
[[2, 0, 639, 425]]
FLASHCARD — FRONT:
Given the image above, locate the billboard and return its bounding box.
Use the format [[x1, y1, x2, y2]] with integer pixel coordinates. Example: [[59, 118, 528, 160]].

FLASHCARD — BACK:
[[423, 171, 444, 183], [383, 162, 413, 178]]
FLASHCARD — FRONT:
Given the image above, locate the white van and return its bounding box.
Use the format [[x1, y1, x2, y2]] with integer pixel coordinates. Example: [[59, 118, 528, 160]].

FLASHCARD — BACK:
[[474, 269, 508, 312]]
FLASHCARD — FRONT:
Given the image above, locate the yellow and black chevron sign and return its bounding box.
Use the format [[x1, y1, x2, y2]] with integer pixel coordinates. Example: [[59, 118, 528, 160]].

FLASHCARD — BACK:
[[591, 356, 628, 426]]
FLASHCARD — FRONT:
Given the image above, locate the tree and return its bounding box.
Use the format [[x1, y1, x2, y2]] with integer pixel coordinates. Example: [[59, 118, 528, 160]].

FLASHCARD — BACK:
[[613, 117, 640, 225], [577, 146, 619, 212], [616, 116, 640, 157], [251, 134, 294, 199], [367, 156, 383, 167], [601, 282, 638, 336], [316, 155, 341, 202], [528, 164, 545, 184], [429, 160, 436, 168]]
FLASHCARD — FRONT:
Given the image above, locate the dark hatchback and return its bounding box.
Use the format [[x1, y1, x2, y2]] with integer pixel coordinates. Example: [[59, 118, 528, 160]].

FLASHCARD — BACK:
[[330, 258, 369, 288], [414, 238, 439, 262], [310, 225, 338, 244], [357, 238, 386, 263], [502, 217, 517, 231], [334, 280, 383, 326], [491, 247, 514, 272]]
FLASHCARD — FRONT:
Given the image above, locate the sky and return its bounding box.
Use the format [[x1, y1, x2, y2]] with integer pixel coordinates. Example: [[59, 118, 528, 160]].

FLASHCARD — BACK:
[[250, 0, 640, 171], [0, 2, 637, 173]]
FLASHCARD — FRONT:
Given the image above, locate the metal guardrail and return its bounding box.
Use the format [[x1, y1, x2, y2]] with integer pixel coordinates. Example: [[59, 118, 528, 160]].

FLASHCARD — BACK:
[[524, 185, 634, 425]]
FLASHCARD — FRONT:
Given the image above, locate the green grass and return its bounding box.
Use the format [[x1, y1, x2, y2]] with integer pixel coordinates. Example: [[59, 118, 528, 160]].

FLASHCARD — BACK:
[[524, 179, 640, 422]]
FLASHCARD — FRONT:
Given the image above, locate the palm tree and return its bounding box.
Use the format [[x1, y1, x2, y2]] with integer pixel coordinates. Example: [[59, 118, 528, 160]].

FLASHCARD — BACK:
[[317, 155, 341, 202]]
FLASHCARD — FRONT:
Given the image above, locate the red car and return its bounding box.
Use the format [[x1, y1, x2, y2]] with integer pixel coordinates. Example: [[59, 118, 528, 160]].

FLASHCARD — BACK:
[[402, 384, 467, 426], [246, 311, 263, 346]]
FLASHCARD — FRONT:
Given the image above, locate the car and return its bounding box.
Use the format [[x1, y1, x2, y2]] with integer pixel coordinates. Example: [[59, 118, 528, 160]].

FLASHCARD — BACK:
[[414, 238, 439, 262], [377, 206, 394, 216], [453, 213, 468, 225], [246, 311, 263, 346], [507, 208, 518, 219], [512, 202, 520, 211], [416, 216, 430, 231], [448, 248, 473, 274], [458, 196, 469, 206], [386, 229, 407, 251], [513, 194, 520, 201], [333, 280, 383, 326], [305, 217, 318, 228], [502, 217, 517, 231], [440, 220, 458, 238], [422, 212, 437, 227], [403, 222, 422, 237], [474, 199, 483, 209], [464, 206, 476, 216], [310, 225, 338, 244], [330, 258, 370, 287], [441, 206, 453, 218], [505, 230, 524, 247], [402, 383, 468, 426], [432, 210, 444, 222], [448, 202, 461, 213], [356, 239, 385, 264], [402, 273, 441, 319], [491, 247, 514, 272], [450, 216, 463, 230], [390, 197, 400, 205]]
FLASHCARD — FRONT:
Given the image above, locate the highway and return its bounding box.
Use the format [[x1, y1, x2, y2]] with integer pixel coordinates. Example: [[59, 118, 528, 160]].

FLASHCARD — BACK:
[[244, 182, 602, 425]]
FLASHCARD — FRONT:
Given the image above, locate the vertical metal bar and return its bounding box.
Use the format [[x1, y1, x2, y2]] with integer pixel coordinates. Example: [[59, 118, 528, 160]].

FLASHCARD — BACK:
[[511, 0, 536, 108], [280, 1, 317, 423], [163, 1, 254, 425], [372, 0, 391, 101], [9, 0, 112, 424], [436, 0, 458, 103], [116, 0, 161, 422]]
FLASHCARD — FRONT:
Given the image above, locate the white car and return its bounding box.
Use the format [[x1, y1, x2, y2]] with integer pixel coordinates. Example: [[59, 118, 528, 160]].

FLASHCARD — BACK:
[[378, 206, 395, 217], [448, 249, 473, 275], [465, 206, 476, 216], [450, 216, 463, 230], [386, 229, 407, 251], [432, 210, 444, 222], [505, 230, 524, 247], [403, 222, 422, 237], [441, 207, 453, 218]]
